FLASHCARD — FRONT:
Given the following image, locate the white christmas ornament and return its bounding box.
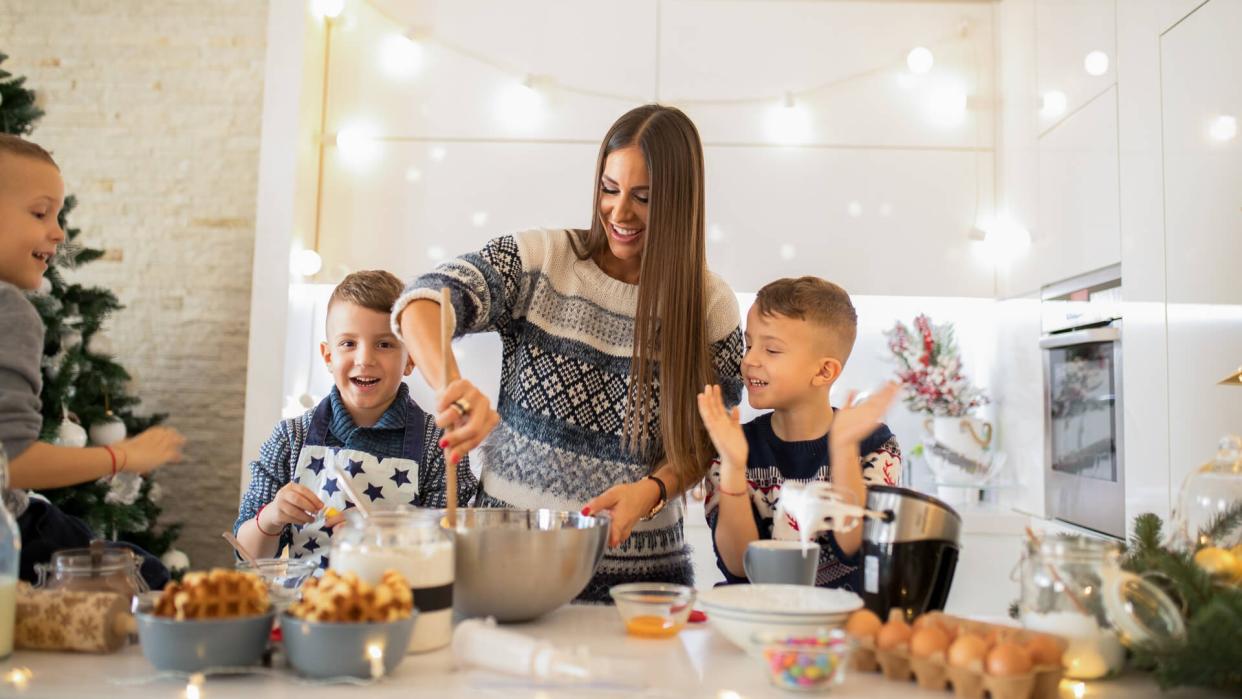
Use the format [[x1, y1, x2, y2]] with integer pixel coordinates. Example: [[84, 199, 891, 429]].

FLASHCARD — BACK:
[[161, 548, 190, 575], [104, 472, 143, 506], [54, 415, 88, 448], [89, 412, 127, 446]]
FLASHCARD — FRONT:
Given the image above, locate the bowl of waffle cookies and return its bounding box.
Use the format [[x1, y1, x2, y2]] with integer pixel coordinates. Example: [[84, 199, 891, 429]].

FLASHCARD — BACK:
[[281, 569, 417, 680], [136, 569, 274, 673]]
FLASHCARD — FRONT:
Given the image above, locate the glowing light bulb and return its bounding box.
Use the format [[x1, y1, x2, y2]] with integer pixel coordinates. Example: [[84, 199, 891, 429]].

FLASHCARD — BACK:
[[291, 249, 323, 277], [405, 166, 422, 182], [368, 643, 385, 679], [764, 94, 812, 144], [471, 211, 489, 227], [972, 213, 1031, 264], [1041, 91, 1068, 118], [335, 124, 380, 168], [779, 244, 797, 260], [311, 0, 344, 19], [1209, 115, 1237, 142], [847, 201, 863, 218], [1083, 51, 1109, 77], [429, 146, 447, 162], [708, 224, 724, 243], [379, 33, 422, 79], [4, 668, 33, 690], [879, 203, 893, 217], [498, 76, 545, 131], [907, 47, 934, 75], [924, 80, 968, 127], [427, 245, 447, 262]]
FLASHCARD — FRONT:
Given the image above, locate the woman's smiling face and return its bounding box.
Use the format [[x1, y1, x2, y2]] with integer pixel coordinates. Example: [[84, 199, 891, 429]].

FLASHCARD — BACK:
[[596, 145, 649, 281]]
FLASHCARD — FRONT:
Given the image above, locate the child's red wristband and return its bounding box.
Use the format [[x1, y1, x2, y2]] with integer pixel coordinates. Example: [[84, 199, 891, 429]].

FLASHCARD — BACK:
[[103, 445, 118, 478], [256, 503, 282, 537]]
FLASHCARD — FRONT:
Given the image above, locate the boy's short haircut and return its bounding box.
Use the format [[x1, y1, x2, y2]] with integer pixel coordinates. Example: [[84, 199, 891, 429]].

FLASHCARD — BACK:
[[0, 133, 58, 168], [755, 276, 858, 362], [328, 270, 405, 318]]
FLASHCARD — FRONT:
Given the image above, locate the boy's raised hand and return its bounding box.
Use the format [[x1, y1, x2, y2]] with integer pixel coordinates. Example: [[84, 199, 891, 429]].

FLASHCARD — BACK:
[[118, 426, 186, 474], [829, 381, 900, 449], [697, 384, 748, 470]]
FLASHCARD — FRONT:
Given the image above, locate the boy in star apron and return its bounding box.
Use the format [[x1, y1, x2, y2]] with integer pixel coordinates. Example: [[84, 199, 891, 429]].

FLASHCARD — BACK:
[[233, 270, 477, 568]]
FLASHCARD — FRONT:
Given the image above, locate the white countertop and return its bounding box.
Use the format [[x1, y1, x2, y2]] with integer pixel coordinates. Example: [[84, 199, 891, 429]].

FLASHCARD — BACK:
[[0, 606, 1227, 698]]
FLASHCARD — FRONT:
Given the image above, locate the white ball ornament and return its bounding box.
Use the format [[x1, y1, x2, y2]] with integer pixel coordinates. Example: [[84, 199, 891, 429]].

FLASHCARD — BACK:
[[161, 548, 190, 575], [54, 416, 88, 448], [89, 412, 128, 446]]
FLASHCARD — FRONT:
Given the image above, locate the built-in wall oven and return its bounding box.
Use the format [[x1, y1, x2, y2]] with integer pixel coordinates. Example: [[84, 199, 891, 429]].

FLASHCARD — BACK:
[[1040, 265, 1124, 539]]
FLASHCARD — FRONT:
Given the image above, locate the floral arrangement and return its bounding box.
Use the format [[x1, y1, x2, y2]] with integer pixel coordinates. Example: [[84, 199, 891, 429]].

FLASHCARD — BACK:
[[885, 314, 988, 417]]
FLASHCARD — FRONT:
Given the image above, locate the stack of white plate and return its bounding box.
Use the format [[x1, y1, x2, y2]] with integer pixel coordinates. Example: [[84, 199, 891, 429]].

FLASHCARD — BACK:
[[698, 584, 863, 654]]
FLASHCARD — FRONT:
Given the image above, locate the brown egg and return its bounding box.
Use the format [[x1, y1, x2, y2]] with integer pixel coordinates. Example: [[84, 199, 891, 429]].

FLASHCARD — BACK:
[[910, 625, 952, 658], [912, 612, 942, 632], [986, 642, 1034, 677], [948, 633, 989, 670], [876, 611, 914, 651], [1025, 635, 1063, 667], [845, 609, 883, 640]]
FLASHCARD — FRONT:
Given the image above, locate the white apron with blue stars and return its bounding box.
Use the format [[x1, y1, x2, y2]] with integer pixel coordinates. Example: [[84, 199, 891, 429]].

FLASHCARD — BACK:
[[287, 396, 455, 653]]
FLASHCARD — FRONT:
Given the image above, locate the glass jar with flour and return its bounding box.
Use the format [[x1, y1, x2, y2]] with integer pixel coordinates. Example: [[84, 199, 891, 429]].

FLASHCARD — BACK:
[[330, 506, 454, 652], [1019, 534, 1184, 679]]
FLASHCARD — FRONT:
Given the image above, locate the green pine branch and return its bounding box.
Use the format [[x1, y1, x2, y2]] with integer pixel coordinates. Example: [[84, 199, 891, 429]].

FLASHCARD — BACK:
[[1201, 502, 1242, 550]]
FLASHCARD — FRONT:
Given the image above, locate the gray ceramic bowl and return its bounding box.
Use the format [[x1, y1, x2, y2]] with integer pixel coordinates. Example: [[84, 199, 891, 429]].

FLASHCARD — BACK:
[[281, 614, 416, 679], [136, 611, 274, 673], [448, 508, 609, 622]]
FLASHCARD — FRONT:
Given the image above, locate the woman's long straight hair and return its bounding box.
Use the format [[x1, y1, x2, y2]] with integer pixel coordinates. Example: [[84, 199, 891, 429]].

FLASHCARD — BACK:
[[572, 104, 716, 491]]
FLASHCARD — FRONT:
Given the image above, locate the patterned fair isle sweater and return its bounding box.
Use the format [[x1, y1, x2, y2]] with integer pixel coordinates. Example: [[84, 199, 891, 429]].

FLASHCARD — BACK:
[[704, 411, 902, 592], [394, 229, 744, 602]]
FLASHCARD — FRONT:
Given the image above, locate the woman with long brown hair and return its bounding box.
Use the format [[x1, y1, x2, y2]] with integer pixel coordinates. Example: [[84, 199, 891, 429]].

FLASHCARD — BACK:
[[394, 104, 743, 599]]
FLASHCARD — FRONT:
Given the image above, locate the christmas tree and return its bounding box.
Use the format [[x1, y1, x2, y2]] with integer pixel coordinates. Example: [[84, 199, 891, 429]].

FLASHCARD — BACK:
[[1, 51, 180, 557]]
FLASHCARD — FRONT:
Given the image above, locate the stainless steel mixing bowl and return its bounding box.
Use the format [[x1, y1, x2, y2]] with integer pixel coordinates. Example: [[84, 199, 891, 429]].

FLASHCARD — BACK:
[[448, 508, 609, 622]]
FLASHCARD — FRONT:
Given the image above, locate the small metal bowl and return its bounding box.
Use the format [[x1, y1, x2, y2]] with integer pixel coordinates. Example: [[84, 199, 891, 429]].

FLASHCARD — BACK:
[[281, 613, 417, 679], [136, 611, 274, 673]]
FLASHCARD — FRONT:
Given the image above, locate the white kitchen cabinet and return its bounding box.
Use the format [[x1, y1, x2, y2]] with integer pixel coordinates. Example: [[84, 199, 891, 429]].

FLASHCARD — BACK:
[[1158, 0, 1242, 514], [1036, 86, 1122, 286]]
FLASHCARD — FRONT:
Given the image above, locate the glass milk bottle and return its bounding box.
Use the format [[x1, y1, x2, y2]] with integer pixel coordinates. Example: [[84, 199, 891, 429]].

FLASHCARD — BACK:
[[330, 506, 454, 653], [0, 446, 20, 659]]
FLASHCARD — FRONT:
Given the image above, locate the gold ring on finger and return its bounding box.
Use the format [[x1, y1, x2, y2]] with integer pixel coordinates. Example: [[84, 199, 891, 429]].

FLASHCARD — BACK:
[[451, 398, 471, 417]]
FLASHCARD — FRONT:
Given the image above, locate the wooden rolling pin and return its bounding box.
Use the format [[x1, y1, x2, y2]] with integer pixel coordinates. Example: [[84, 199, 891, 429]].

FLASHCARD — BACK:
[[14, 583, 135, 653]]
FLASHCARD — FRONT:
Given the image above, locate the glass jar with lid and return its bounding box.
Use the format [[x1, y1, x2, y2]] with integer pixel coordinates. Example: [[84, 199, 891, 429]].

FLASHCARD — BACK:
[[1172, 434, 1242, 550], [1019, 534, 1184, 679], [34, 541, 149, 605], [329, 506, 454, 653]]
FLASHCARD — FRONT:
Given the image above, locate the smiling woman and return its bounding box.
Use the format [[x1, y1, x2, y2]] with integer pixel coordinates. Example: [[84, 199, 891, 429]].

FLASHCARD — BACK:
[[393, 105, 745, 601]]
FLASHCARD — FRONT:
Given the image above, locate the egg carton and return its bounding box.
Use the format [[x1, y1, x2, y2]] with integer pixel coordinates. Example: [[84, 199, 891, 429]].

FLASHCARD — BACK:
[[851, 614, 1065, 699]]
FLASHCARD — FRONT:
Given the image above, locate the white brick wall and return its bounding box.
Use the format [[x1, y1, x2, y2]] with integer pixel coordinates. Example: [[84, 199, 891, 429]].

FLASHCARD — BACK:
[[2, 0, 269, 568]]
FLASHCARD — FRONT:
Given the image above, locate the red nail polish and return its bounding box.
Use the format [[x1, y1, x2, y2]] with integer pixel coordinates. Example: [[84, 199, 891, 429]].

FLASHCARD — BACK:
[[450, 453, 460, 465], [580, 506, 591, 516], [439, 438, 449, 448]]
